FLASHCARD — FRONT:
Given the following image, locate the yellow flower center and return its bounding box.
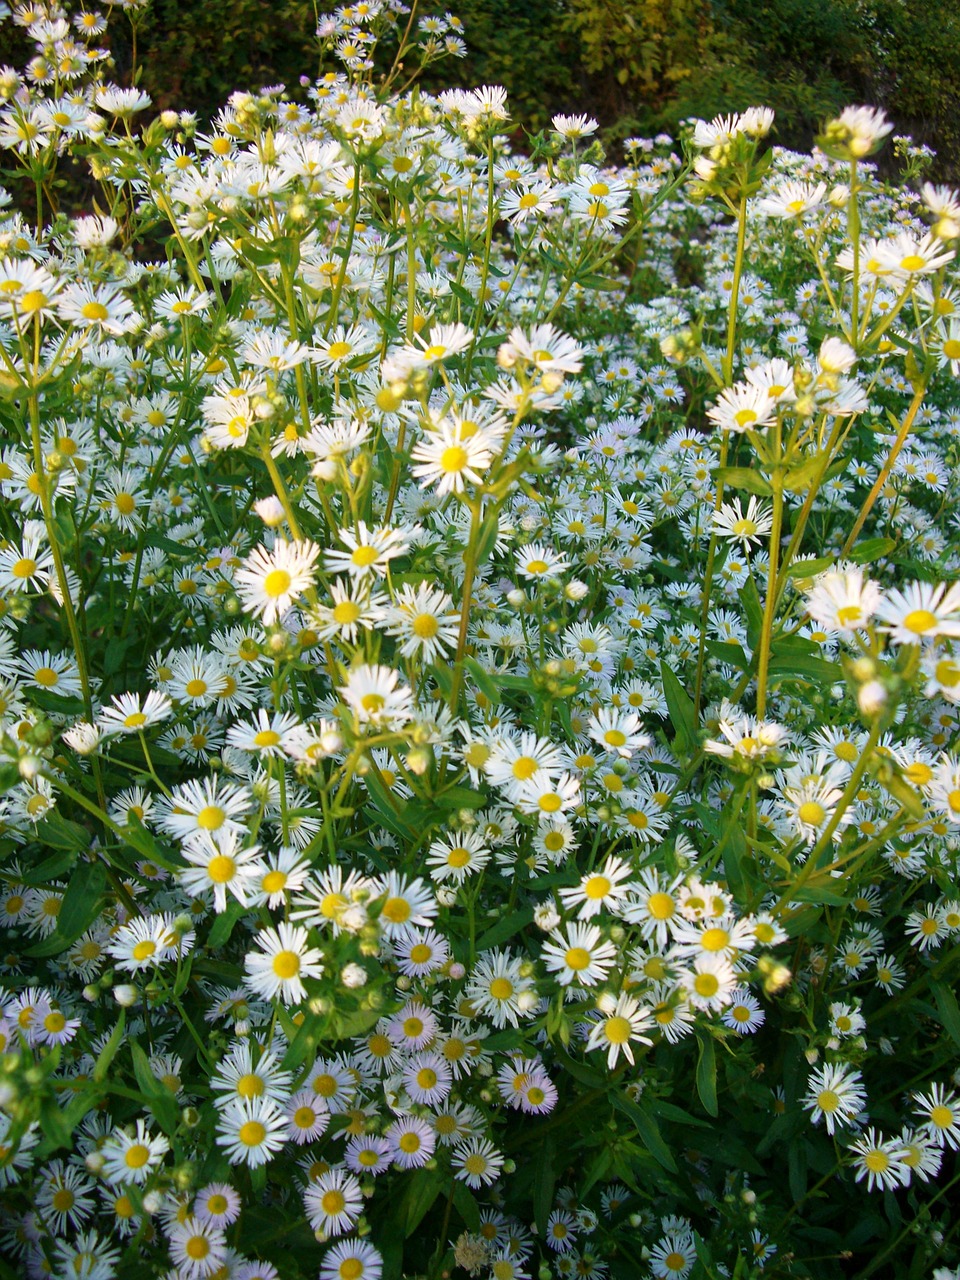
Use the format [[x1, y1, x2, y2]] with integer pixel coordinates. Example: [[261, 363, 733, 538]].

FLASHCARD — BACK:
[[272, 950, 300, 979], [321, 1189, 346, 1215], [238, 1120, 266, 1146], [382, 897, 411, 923], [263, 569, 292, 598], [207, 855, 235, 884], [604, 1015, 632, 1044], [196, 805, 225, 831], [584, 875, 611, 900], [440, 445, 468, 473], [412, 613, 439, 638], [333, 600, 362, 624], [798, 801, 826, 826]]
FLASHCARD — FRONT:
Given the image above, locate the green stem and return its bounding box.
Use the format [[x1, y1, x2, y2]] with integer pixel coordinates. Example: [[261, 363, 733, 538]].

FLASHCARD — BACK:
[[840, 381, 925, 557], [848, 158, 860, 346], [447, 499, 483, 713], [259, 440, 303, 539], [755, 472, 784, 718]]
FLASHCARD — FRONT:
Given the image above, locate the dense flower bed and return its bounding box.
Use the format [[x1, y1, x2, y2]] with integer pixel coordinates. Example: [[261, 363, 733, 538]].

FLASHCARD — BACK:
[[1, 3, 960, 1279]]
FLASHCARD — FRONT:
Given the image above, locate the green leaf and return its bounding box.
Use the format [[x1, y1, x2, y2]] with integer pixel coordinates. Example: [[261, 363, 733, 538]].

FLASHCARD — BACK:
[[931, 980, 960, 1051], [433, 785, 488, 810], [35, 811, 91, 852], [847, 537, 897, 565], [696, 1032, 719, 1116], [716, 466, 773, 497], [103, 635, 135, 677], [722, 814, 749, 900], [766, 637, 839, 686], [785, 556, 834, 579], [612, 1094, 678, 1172], [788, 1139, 807, 1204], [533, 1133, 556, 1235], [363, 769, 418, 841], [738, 578, 763, 651], [452, 1180, 480, 1233], [403, 1165, 445, 1237], [206, 898, 247, 950], [475, 907, 533, 952], [93, 1010, 126, 1082], [56, 859, 107, 943], [704, 639, 749, 671], [660, 661, 697, 752], [647, 1099, 711, 1129], [121, 817, 183, 871], [19, 847, 78, 885], [130, 1042, 179, 1135], [462, 655, 500, 705]]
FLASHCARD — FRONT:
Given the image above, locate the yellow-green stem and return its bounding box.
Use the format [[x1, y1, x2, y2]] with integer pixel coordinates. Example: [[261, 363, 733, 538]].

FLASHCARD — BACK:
[[840, 381, 925, 557], [755, 472, 784, 718]]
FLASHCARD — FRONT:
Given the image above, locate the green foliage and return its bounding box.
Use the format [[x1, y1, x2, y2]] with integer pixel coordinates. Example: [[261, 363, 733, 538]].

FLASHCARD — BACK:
[[128, 0, 318, 114]]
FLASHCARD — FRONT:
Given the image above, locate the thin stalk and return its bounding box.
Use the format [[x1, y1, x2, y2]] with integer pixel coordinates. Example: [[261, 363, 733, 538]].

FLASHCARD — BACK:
[[259, 441, 304, 540], [693, 188, 750, 717], [447, 499, 483, 713], [840, 381, 925, 556], [755, 472, 784, 718]]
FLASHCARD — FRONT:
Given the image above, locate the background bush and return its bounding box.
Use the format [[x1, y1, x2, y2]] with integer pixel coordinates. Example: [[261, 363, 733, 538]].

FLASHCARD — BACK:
[[2, 0, 959, 173]]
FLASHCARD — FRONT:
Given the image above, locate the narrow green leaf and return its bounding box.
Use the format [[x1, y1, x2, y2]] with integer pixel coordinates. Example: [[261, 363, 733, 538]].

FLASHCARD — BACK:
[[93, 1009, 126, 1083], [206, 899, 246, 950], [785, 555, 834, 579], [35, 811, 91, 852], [475, 907, 533, 953], [660, 661, 696, 752], [612, 1094, 678, 1172], [533, 1134, 556, 1235], [788, 1140, 807, 1204], [463, 655, 500, 705], [696, 1032, 719, 1116], [847, 537, 897, 565], [931, 980, 960, 1050], [404, 1166, 445, 1237], [19, 847, 78, 885], [739, 578, 764, 651], [130, 1042, 179, 1135], [433, 785, 488, 811], [452, 1180, 480, 1233], [715, 466, 773, 496]]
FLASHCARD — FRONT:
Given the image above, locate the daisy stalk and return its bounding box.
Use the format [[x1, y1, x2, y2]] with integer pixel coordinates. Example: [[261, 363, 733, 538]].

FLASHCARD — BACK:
[[755, 416, 784, 719], [840, 380, 927, 557], [383, 193, 420, 524], [846, 156, 865, 347], [774, 717, 883, 913], [693, 185, 749, 717]]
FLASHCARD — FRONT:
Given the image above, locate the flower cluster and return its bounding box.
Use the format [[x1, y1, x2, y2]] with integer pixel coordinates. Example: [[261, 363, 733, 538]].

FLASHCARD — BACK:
[[0, 3, 959, 1279]]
